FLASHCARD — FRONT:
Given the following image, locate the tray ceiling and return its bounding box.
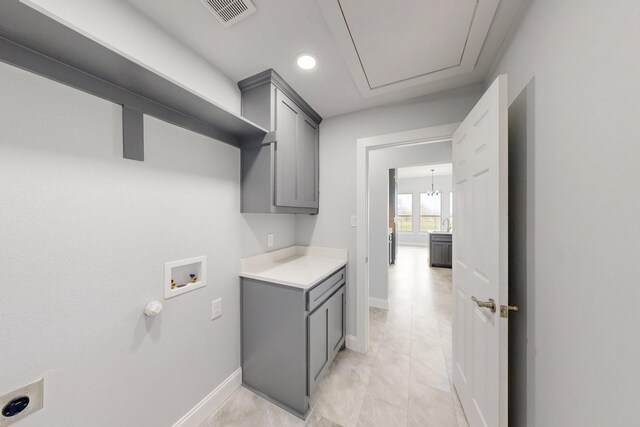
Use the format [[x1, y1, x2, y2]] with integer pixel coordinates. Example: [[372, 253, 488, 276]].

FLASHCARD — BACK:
[[121, 0, 524, 117], [318, 0, 501, 97]]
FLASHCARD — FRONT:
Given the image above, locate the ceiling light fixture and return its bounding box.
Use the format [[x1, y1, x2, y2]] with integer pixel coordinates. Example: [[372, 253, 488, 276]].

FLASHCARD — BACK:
[[297, 54, 317, 70], [427, 169, 440, 196]]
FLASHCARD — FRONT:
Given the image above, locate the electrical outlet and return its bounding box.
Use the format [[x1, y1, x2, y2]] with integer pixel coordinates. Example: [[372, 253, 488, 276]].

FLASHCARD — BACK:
[[211, 298, 222, 320], [0, 379, 44, 426], [267, 233, 274, 247]]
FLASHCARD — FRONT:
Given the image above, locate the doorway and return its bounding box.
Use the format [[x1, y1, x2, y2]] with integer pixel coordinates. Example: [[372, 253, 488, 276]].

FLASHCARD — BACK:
[[356, 75, 511, 427], [354, 123, 458, 352], [388, 163, 454, 299], [368, 145, 466, 425], [366, 141, 452, 310]]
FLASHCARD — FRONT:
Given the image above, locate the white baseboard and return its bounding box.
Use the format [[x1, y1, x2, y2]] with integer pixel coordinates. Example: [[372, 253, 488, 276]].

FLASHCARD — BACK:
[[173, 368, 242, 427], [369, 297, 389, 310], [345, 335, 359, 351], [346, 335, 369, 353]]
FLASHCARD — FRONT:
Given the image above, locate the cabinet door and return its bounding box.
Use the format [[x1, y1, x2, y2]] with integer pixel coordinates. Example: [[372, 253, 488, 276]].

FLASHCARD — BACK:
[[446, 242, 453, 265], [275, 89, 300, 207], [431, 242, 444, 265], [297, 114, 319, 208], [308, 302, 329, 395], [328, 286, 345, 357]]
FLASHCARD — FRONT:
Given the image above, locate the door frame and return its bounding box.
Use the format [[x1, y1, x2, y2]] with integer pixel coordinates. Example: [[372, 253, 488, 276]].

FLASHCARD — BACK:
[[353, 122, 460, 353]]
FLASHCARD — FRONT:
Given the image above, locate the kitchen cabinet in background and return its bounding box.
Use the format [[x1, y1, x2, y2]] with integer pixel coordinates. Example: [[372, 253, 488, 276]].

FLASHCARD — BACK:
[[429, 232, 453, 268]]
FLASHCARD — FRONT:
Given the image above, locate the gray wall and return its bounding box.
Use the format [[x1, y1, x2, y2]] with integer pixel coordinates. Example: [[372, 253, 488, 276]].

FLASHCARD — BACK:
[[297, 85, 482, 335], [0, 61, 295, 425], [507, 78, 534, 427], [396, 174, 453, 247], [490, 0, 640, 425], [368, 143, 452, 301]]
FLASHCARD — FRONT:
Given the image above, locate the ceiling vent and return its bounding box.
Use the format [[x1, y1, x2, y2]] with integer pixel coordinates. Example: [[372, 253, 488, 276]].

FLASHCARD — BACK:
[[199, 0, 256, 27]]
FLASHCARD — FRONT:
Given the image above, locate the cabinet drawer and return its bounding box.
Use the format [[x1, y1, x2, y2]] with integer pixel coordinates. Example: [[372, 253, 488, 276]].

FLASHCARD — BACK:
[[430, 233, 452, 243], [307, 267, 345, 311]]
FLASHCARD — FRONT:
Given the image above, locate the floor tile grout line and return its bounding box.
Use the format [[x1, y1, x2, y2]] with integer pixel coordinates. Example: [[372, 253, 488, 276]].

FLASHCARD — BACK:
[[433, 272, 467, 426], [404, 247, 459, 425]]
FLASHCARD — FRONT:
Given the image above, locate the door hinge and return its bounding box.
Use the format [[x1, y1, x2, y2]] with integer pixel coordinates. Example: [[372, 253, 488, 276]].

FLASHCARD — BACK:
[[500, 304, 519, 318]]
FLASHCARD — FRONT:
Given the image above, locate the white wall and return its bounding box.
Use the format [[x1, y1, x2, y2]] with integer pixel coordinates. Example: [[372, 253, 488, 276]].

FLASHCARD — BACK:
[[368, 143, 452, 301], [489, 0, 640, 425], [0, 62, 294, 425], [241, 213, 297, 256], [24, 0, 241, 114], [397, 174, 453, 247], [17, 0, 300, 254], [297, 85, 483, 336]]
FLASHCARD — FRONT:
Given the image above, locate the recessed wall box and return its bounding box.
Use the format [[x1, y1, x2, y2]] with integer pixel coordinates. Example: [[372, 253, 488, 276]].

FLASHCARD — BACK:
[[165, 256, 207, 299]]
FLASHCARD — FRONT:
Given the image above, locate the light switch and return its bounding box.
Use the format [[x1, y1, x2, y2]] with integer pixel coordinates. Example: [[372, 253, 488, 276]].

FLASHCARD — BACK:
[[211, 298, 222, 320], [267, 233, 274, 247], [351, 215, 357, 227]]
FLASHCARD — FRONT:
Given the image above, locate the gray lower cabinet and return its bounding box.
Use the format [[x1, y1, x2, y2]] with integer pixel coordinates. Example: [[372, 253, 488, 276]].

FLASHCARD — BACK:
[[238, 69, 321, 214], [430, 233, 453, 268], [308, 301, 329, 396], [328, 286, 345, 355], [241, 267, 346, 419], [308, 284, 345, 396]]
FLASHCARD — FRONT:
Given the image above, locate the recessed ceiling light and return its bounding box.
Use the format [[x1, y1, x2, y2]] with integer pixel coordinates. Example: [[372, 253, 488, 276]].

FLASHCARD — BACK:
[[297, 54, 317, 70]]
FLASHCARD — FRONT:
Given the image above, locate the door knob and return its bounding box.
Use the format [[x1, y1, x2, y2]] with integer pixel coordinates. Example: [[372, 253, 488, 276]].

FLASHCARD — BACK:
[[471, 296, 496, 313]]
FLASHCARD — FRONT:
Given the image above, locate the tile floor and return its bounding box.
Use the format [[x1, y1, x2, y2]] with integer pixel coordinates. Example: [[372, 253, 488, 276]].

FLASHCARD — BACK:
[[202, 246, 468, 427]]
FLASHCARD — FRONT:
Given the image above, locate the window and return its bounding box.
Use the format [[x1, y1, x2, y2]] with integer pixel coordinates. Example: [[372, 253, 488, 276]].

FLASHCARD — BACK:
[[397, 194, 413, 232], [419, 193, 441, 232]]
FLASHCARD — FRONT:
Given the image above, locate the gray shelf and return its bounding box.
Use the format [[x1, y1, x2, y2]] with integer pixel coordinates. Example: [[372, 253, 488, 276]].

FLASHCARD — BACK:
[[0, 1, 267, 149]]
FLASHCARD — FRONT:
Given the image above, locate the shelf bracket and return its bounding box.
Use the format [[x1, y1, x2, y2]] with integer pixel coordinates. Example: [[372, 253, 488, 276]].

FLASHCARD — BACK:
[[122, 106, 144, 161]]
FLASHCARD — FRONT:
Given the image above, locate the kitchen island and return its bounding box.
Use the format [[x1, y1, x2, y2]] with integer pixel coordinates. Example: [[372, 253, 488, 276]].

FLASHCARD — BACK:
[[428, 231, 453, 268]]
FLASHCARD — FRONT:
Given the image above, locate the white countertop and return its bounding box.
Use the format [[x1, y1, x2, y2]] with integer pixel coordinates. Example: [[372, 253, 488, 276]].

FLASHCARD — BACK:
[[240, 246, 348, 289]]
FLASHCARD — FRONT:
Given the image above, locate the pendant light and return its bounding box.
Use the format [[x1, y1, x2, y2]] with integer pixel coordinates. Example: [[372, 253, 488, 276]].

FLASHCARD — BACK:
[[427, 169, 440, 196]]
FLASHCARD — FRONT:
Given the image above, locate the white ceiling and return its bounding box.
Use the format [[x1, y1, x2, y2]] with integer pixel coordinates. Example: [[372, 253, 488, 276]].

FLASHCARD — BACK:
[[318, 0, 500, 97], [398, 163, 452, 179], [126, 0, 527, 118], [340, 0, 478, 88]]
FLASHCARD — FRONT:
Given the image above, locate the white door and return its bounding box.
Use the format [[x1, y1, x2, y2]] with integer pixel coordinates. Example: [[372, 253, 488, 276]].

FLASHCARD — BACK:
[[452, 74, 509, 427]]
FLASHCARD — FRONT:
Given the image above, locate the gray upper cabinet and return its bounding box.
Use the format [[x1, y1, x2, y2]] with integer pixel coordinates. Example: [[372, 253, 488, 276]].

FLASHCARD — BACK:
[[238, 69, 321, 214], [298, 115, 319, 208], [274, 90, 300, 207]]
